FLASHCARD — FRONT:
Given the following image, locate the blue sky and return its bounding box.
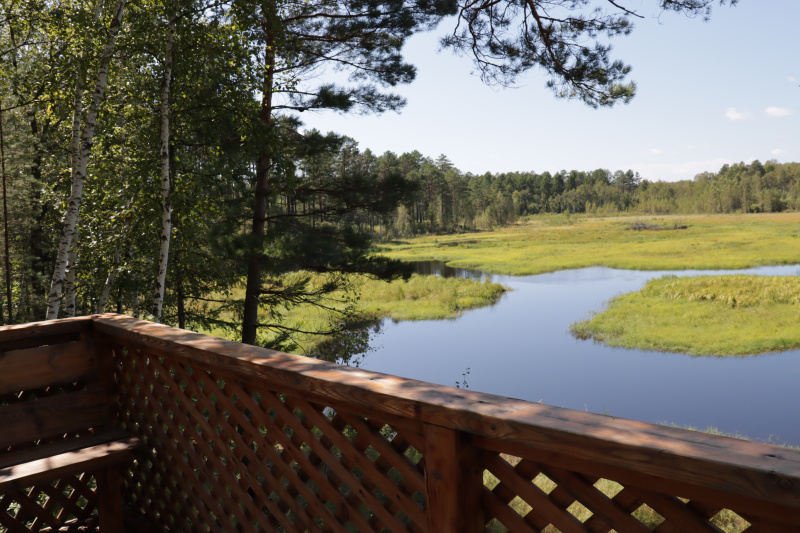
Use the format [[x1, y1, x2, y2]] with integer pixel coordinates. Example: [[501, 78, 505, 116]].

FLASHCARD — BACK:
[[301, 1, 798, 182]]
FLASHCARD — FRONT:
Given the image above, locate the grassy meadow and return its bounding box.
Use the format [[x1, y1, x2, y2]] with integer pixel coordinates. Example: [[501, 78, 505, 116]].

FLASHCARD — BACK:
[[380, 213, 800, 275], [571, 275, 800, 356]]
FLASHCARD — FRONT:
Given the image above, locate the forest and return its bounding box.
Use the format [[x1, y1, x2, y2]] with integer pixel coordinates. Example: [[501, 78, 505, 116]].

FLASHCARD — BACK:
[[0, 0, 746, 346], [292, 148, 800, 235]]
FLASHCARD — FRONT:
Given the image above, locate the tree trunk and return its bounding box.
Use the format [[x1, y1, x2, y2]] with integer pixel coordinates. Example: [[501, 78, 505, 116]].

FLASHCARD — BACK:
[[0, 105, 12, 324], [96, 243, 121, 313], [63, 228, 80, 317], [45, 0, 126, 320], [241, 20, 276, 345], [152, 12, 176, 322]]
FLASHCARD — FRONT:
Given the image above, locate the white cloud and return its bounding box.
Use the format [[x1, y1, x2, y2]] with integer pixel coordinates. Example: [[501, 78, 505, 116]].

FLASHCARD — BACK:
[[764, 106, 794, 118], [771, 149, 788, 156], [725, 108, 753, 121], [789, 76, 797, 83], [649, 149, 663, 155]]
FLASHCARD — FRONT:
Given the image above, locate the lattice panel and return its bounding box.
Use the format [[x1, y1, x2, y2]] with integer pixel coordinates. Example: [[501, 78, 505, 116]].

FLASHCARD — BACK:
[[481, 451, 762, 533], [0, 474, 98, 533], [113, 342, 428, 533]]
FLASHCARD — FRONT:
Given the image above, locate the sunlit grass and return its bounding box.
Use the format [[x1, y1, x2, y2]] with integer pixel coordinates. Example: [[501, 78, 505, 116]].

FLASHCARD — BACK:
[[357, 274, 507, 321], [203, 272, 507, 353], [380, 213, 800, 275], [571, 275, 800, 356]]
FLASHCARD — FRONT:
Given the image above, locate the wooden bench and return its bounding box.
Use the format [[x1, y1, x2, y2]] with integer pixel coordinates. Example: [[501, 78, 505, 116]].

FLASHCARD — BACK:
[[0, 327, 139, 532]]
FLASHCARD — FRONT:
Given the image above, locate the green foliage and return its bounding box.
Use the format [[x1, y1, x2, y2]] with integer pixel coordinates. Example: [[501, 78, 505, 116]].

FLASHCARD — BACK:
[[572, 274, 800, 356], [349, 157, 800, 240]]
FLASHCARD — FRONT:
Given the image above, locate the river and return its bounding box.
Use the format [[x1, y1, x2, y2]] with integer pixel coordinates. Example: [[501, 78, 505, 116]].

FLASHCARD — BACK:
[[340, 262, 800, 446]]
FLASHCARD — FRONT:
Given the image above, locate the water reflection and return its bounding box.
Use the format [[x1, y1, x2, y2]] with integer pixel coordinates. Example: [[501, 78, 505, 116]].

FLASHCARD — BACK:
[[412, 260, 489, 280], [310, 318, 383, 367], [355, 262, 800, 446]]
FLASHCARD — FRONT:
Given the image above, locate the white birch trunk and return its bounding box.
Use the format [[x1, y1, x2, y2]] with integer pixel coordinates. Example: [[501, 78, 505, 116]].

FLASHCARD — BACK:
[[45, 0, 126, 320], [96, 243, 121, 314], [152, 13, 176, 323], [63, 228, 80, 317]]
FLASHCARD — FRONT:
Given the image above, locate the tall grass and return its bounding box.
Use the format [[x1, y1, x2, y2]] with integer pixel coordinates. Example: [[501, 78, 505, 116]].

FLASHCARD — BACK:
[[571, 275, 800, 356]]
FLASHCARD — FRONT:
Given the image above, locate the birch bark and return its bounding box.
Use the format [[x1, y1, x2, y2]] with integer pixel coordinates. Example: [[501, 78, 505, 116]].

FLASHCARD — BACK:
[[152, 12, 176, 322], [63, 228, 80, 317], [96, 242, 121, 313], [45, 0, 126, 319]]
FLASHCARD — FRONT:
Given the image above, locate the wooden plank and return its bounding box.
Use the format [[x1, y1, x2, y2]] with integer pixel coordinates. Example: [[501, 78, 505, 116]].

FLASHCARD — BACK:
[[0, 428, 131, 470], [423, 423, 483, 533], [0, 389, 113, 448], [0, 437, 139, 491], [0, 316, 93, 352], [92, 313, 800, 516], [0, 340, 98, 395]]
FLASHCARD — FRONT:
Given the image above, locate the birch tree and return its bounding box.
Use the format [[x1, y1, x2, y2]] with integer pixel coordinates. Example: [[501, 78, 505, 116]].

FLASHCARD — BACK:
[[45, 0, 125, 320], [151, 6, 176, 322]]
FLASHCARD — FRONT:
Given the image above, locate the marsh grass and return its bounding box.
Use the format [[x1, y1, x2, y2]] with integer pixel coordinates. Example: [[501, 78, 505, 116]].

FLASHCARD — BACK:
[[381, 213, 800, 275], [203, 273, 507, 353], [571, 275, 800, 356]]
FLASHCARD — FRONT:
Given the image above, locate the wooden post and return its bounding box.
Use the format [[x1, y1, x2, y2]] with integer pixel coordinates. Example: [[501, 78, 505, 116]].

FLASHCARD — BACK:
[[423, 423, 484, 533], [96, 467, 125, 532]]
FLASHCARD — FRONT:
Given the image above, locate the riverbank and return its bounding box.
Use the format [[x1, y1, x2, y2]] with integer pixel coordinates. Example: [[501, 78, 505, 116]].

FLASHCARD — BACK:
[[380, 213, 800, 275], [204, 272, 507, 353], [571, 274, 800, 356]]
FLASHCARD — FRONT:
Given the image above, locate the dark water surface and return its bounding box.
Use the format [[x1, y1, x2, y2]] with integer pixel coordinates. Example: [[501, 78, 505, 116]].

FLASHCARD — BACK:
[[352, 262, 800, 446]]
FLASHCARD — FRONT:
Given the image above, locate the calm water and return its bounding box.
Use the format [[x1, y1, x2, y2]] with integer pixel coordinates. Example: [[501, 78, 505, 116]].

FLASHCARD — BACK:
[[350, 262, 800, 446]]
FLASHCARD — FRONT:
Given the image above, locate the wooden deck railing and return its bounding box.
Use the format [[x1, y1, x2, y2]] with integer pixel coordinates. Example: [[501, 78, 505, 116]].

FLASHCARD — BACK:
[[2, 314, 800, 532]]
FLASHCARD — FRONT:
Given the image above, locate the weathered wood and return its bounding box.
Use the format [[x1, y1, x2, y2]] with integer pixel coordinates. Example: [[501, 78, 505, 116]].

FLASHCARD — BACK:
[[0, 315, 93, 352], [0, 435, 139, 491], [0, 388, 113, 448], [91, 314, 800, 518], [96, 465, 125, 532], [423, 423, 483, 533], [0, 340, 97, 395]]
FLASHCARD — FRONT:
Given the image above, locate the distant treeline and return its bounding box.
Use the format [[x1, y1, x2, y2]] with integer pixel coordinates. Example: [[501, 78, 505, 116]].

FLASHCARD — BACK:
[[307, 144, 800, 236]]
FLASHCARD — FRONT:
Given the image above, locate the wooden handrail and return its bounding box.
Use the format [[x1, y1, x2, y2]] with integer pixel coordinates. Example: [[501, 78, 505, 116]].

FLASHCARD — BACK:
[[3, 314, 800, 532], [90, 315, 800, 504]]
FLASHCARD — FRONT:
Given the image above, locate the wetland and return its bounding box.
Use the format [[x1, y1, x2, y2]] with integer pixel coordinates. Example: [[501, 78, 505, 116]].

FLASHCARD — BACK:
[[348, 261, 800, 446]]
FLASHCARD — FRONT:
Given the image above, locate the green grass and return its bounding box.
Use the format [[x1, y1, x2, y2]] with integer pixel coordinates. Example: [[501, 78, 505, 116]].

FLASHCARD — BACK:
[[203, 272, 507, 353], [571, 275, 800, 356], [380, 213, 800, 275]]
